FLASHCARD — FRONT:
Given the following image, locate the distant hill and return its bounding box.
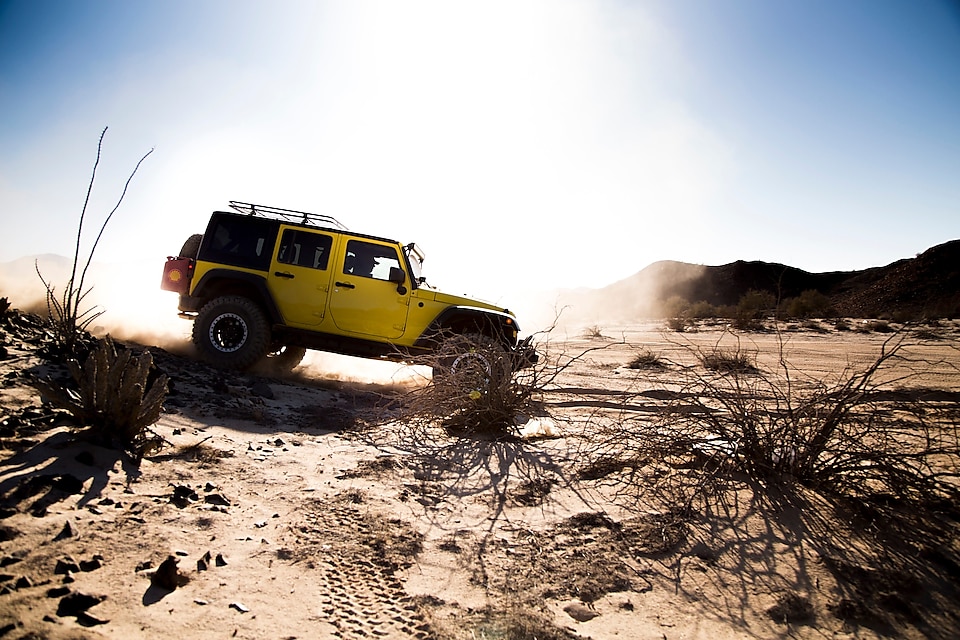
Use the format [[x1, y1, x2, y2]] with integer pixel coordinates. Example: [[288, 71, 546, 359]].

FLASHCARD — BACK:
[[557, 239, 960, 321]]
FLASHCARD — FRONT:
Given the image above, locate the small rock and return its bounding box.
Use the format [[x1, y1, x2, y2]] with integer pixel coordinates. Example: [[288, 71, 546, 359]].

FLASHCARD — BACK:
[[135, 560, 153, 572], [76, 611, 109, 626], [0, 551, 26, 567], [14, 576, 32, 589], [46, 586, 71, 598], [204, 493, 231, 506], [79, 556, 103, 572], [56, 591, 106, 617], [54, 558, 80, 575], [215, 553, 227, 567], [563, 602, 599, 622], [171, 485, 199, 508], [254, 521, 267, 528], [251, 382, 274, 399], [54, 521, 76, 541], [229, 602, 250, 613], [151, 556, 186, 591]]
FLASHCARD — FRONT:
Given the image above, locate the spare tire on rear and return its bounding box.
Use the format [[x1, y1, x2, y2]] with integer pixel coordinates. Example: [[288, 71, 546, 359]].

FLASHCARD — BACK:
[[179, 234, 202, 259]]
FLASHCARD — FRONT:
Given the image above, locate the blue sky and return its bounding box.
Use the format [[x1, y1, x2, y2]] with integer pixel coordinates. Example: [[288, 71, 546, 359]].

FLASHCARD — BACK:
[[1, 0, 958, 305]]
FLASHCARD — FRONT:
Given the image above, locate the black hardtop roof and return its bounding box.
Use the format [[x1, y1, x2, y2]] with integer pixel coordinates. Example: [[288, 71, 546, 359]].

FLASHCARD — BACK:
[[215, 201, 403, 246]]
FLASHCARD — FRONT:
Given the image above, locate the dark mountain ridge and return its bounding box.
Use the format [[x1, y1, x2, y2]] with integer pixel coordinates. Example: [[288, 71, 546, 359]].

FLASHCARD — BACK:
[[566, 239, 960, 320]]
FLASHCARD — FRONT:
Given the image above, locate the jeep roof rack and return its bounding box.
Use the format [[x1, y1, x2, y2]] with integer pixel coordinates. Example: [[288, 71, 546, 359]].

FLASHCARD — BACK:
[[228, 201, 348, 230]]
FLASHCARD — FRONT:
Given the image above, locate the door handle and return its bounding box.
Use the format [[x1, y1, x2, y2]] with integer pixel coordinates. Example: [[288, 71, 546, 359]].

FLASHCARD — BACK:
[[274, 271, 295, 279], [335, 281, 355, 289]]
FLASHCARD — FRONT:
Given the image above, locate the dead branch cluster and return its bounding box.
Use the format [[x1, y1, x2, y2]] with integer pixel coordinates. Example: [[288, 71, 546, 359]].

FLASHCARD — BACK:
[[579, 332, 960, 513]]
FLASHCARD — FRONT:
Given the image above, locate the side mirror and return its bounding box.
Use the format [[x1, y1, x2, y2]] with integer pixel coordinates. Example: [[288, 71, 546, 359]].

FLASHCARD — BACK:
[[389, 267, 407, 294]]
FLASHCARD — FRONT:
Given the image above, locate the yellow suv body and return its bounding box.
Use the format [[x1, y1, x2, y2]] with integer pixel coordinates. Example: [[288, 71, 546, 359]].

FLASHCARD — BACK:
[[161, 202, 534, 372]]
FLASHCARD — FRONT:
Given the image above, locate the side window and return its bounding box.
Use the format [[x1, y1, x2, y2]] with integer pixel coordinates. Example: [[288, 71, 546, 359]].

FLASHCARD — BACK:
[[277, 229, 333, 270], [202, 215, 277, 271], [343, 240, 402, 281]]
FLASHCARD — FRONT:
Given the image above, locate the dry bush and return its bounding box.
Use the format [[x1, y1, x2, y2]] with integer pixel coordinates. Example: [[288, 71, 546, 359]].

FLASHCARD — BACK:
[[627, 349, 666, 370], [582, 324, 606, 339], [30, 336, 168, 460], [583, 332, 960, 511], [699, 347, 758, 373]]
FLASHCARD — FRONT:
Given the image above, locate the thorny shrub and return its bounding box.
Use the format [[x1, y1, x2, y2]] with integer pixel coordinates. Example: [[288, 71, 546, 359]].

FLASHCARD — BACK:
[[583, 331, 960, 511], [31, 336, 167, 460]]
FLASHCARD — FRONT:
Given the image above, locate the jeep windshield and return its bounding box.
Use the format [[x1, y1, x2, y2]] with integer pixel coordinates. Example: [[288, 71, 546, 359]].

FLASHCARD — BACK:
[[404, 243, 425, 286]]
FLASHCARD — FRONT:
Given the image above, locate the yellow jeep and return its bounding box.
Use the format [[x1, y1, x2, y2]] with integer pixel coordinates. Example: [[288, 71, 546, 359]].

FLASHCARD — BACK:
[[161, 202, 536, 374]]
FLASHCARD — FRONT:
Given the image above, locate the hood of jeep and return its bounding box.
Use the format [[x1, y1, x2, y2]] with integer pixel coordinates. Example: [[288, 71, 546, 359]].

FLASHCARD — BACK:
[[419, 288, 514, 317]]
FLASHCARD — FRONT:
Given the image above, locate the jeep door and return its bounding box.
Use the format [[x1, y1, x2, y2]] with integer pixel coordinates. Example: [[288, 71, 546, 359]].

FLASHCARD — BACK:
[[329, 239, 409, 339], [268, 227, 338, 327]]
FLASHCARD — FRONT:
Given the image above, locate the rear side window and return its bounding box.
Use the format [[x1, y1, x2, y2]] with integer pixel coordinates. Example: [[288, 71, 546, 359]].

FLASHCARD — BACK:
[[201, 214, 278, 271], [277, 229, 333, 270]]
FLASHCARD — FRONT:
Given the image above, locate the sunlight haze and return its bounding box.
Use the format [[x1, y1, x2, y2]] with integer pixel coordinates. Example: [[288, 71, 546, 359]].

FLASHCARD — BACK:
[[2, 0, 958, 312]]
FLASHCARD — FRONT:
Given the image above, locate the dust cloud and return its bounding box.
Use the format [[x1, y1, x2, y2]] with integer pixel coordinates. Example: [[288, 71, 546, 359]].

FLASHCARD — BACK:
[[515, 261, 708, 336], [1, 254, 429, 388]]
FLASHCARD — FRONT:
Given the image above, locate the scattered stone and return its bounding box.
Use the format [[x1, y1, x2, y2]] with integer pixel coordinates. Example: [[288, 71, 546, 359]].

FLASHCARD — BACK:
[[56, 591, 106, 617], [76, 611, 109, 626], [135, 560, 154, 572], [46, 586, 71, 598], [194, 599, 208, 605], [0, 551, 26, 567], [564, 601, 599, 622], [54, 520, 76, 541], [204, 493, 231, 506], [79, 555, 104, 572], [215, 553, 228, 567], [251, 382, 274, 399], [54, 557, 81, 575], [204, 482, 217, 492], [197, 551, 212, 572], [0, 525, 19, 542], [171, 485, 199, 508], [14, 576, 32, 589], [254, 520, 267, 528], [151, 556, 187, 591], [63, 572, 75, 584], [230, 601, 250, 613], [174, 550, 189, 557]]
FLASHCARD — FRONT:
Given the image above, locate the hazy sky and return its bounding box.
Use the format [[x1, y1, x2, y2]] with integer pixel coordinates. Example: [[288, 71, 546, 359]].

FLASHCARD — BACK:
[[2, 0, 959, 304]]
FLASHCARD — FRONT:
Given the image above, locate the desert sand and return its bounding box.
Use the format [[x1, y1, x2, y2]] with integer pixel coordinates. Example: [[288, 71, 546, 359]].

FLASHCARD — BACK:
[[1, 315, 959, 639]]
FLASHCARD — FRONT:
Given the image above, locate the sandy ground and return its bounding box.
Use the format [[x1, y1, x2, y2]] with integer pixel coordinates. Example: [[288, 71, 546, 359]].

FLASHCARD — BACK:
[[1, 316, 959, 639]]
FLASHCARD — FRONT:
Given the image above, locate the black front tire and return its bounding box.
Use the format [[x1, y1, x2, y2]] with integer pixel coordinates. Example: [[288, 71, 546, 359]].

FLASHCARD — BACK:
[[193, 296, 270, 370], [432, 333, 510, 384]]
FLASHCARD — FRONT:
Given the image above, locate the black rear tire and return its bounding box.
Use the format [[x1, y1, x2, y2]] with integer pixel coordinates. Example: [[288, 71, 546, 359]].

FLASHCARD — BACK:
[[258, 345, 307, 375], [193, 296, 270, 370]]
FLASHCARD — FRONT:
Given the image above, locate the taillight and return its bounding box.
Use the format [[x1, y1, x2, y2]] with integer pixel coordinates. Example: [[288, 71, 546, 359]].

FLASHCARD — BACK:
[[161, 257, 194, 294]]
